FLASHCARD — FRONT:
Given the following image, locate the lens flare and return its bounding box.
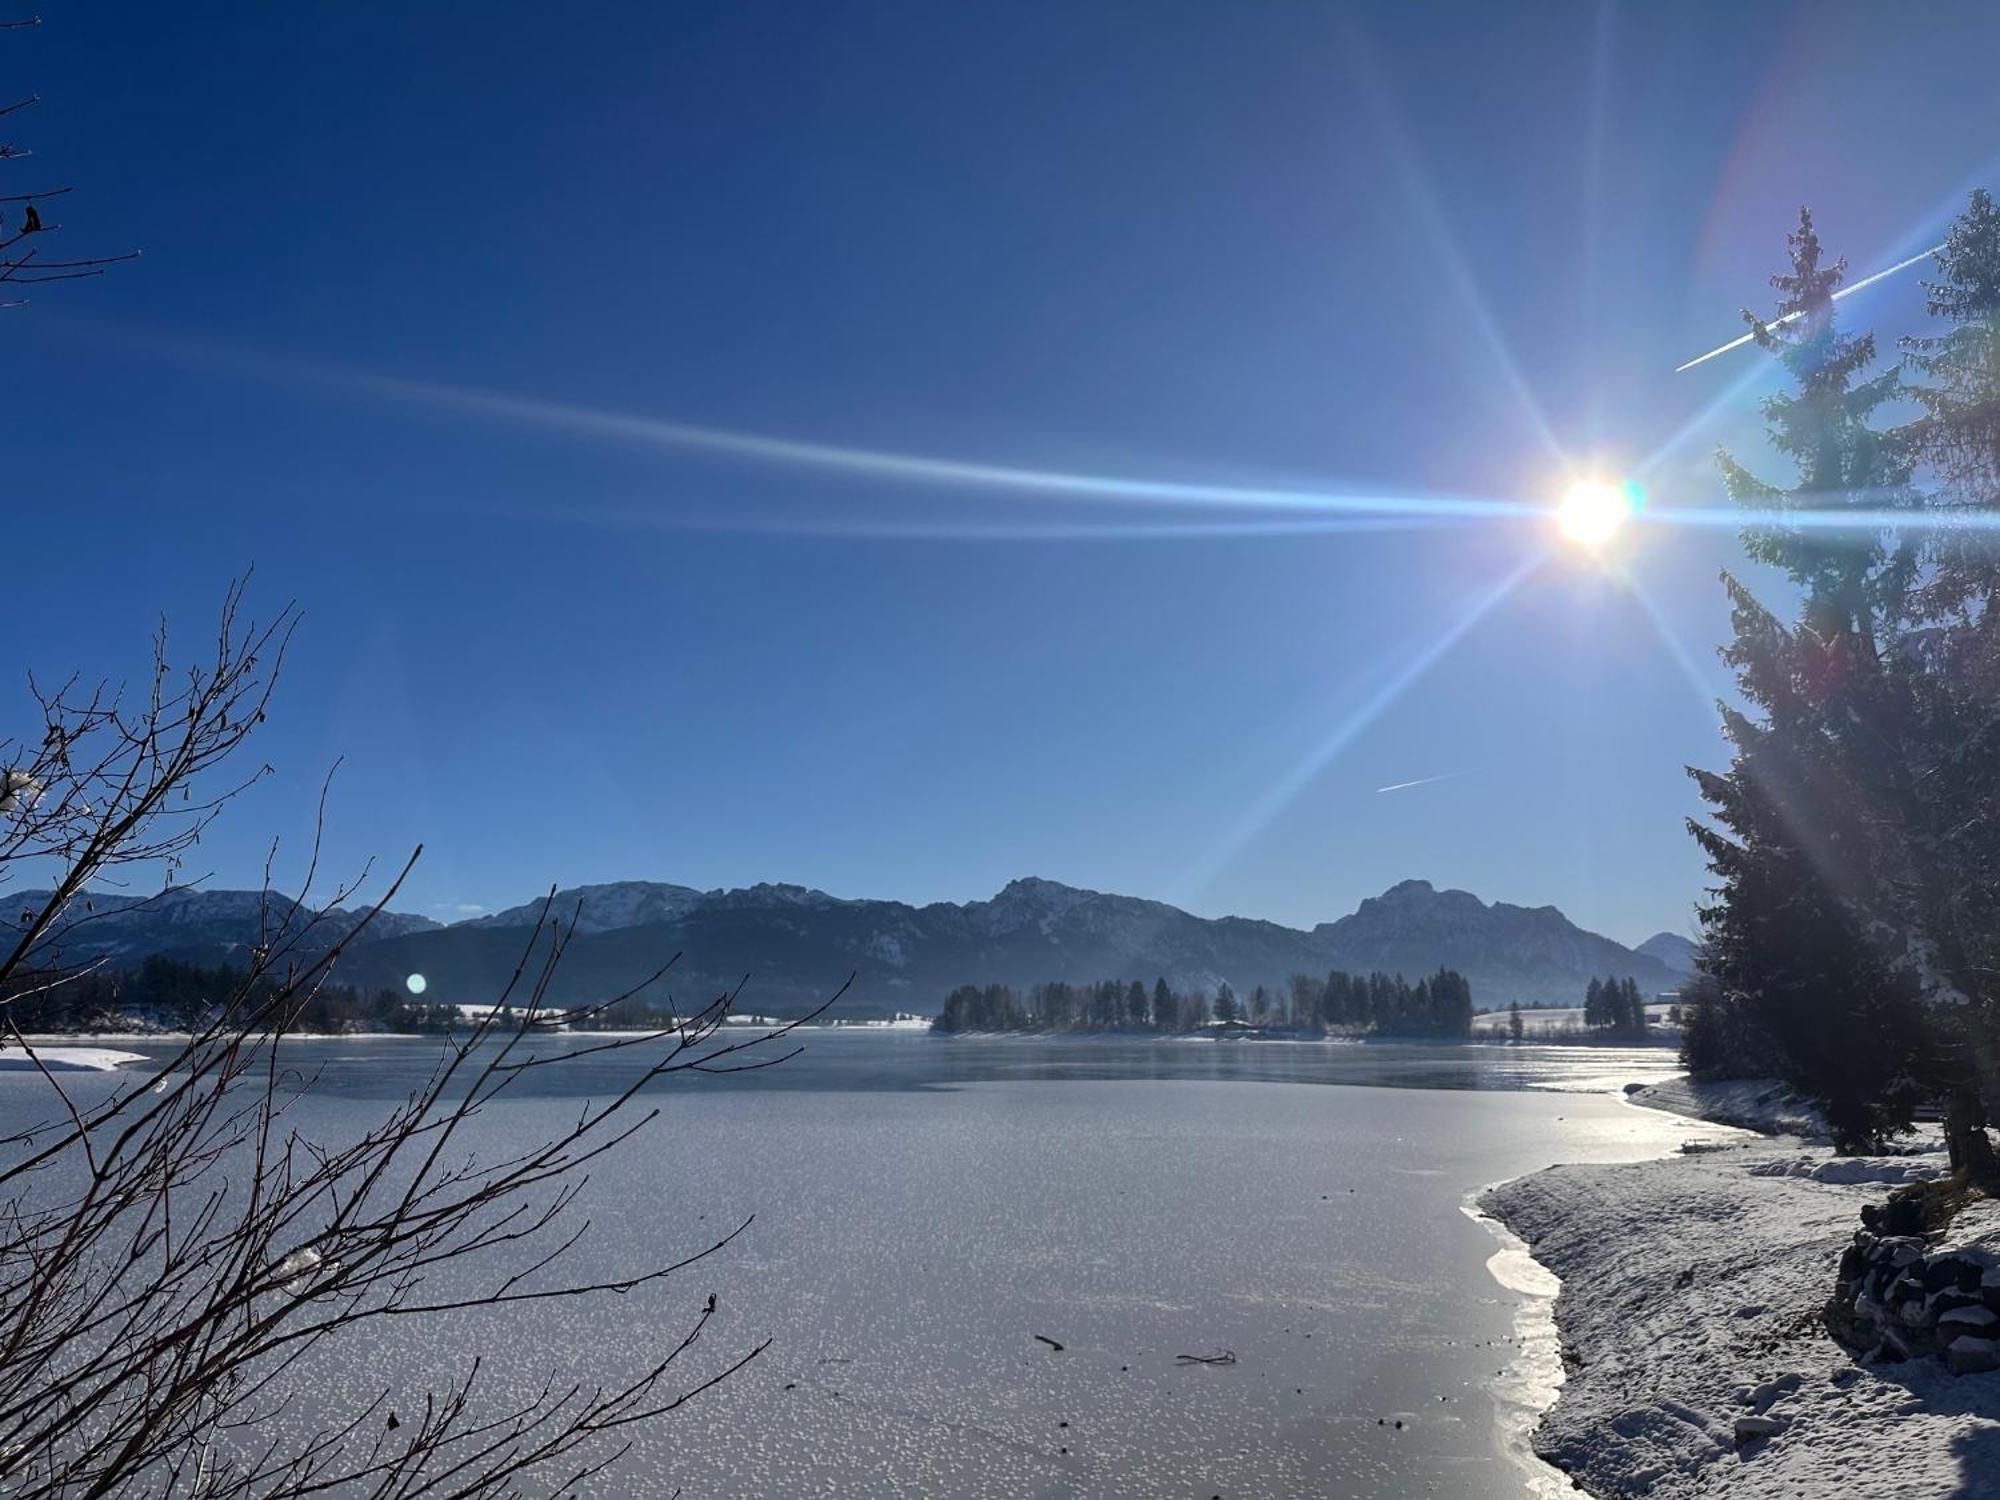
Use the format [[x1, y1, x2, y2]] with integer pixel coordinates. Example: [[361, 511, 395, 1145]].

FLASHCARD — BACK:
[[405, 973, 427, 996], [1556, 478, 1639, 549]]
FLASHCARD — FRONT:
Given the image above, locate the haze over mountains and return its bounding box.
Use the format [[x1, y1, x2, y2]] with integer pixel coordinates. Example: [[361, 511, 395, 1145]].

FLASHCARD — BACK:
[[20, 877, 1696, 1015]]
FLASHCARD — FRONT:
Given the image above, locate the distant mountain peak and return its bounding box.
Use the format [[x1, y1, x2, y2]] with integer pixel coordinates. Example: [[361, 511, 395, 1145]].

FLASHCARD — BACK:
[[464, 880, 709, 933], [731, 882, 844, 907], [1635, 930, 1701, 976], [1359, 878, 1488, 916], [995, 875, 1097, 904]]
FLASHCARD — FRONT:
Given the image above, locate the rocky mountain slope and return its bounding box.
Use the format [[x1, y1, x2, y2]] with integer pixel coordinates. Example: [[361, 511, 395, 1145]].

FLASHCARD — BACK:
[[16, 877, 1685, 1016]]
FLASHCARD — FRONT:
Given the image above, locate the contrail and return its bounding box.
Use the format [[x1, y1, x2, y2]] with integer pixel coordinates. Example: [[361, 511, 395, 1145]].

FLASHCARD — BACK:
[[1375, 772, 1462, 795], [1675, 244, 1942, 373]]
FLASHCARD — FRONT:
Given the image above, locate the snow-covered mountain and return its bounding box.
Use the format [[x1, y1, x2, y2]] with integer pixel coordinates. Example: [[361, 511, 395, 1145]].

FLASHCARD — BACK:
[[332, 875, 1687, 1015], [16, 876, 1689, 1016], [8, 888, 441, 965], [465, 881, 713, 933]]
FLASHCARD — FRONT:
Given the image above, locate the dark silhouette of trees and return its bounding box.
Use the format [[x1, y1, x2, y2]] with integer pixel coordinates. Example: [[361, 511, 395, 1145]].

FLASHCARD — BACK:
[[1583, 976, 1648, 1037], [928, 968, 1474, 1040], [1689, 204, 1993, 1155]]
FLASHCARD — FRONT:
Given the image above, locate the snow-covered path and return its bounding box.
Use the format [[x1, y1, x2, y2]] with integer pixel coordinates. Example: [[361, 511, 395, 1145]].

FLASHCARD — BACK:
[[1488, 1137, 2000, 1498]]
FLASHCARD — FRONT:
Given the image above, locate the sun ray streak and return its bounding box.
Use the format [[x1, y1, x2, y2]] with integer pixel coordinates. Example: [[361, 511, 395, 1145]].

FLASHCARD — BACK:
[[344, 369, 1546, 521], [1646, 500, 2000, 534], [1580, 0, 1617, 446], [1336, 18, 1567, 466], [1181, 550, 1547, 895], [1633, 354, 1781, 481], [79, 317, 1544, 526], [1621, 574, 1725, 718], [519, 507, 1469, 544]]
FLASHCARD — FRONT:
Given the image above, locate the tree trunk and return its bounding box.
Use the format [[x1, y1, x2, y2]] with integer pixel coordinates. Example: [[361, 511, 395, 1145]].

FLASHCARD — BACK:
[[1946, 1087, 2000, 1185]]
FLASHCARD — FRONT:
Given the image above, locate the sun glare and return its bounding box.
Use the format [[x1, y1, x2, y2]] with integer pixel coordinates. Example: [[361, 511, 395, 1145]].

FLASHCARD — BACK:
[[1556, 477, 1638, 550]]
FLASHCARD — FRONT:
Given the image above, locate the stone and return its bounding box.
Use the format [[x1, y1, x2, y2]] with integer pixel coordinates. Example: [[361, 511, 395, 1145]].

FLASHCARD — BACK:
[[1931, 1290, 1986, 1320], [1734, 1414, 1784, 1443], [1862, 1197, 1925, 1237], [1923, 1256, 1977, 1293], [1939, 1306, 2000, 1339], [1947, 1337, 2000, 1376]]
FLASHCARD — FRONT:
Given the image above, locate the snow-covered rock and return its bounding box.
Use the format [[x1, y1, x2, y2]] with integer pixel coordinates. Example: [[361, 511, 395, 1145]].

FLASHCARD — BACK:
[[1747, 1154, 1946, 1186]]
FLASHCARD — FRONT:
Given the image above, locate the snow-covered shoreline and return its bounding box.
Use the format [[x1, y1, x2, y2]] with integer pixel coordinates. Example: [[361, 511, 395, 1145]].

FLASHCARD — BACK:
[[1484, 1080, 2000, 1497], [0, 1046, 150, 1072]]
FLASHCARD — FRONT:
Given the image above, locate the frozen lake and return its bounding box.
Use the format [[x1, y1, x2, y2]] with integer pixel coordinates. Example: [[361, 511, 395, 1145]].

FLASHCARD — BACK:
[[2, 1032, 1706, 1498]]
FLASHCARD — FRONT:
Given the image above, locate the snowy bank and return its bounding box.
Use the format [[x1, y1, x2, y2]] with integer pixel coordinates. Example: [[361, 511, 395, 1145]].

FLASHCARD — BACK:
[[1628, 1075, 1831, 1142], [0, 1047, 148, 1072], [1485, 1140, 2000, 1498]]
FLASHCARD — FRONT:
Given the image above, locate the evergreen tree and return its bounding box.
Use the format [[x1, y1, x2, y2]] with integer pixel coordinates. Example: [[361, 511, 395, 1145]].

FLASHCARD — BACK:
[[1181, 989, 1211, 1031], [1152, 977, 1175, 1032], [1214, 983, 1239, 1024], [1894, 188, 2000, 1175], [1289, 973, 1323, 1031], [1507, 999, 1524, 1043], [1691, 208, 1935, 1152], [1125, 979, 1149, 1028], [1622, 977, 1646, 1037], [1323, 970, 1353, 1027]]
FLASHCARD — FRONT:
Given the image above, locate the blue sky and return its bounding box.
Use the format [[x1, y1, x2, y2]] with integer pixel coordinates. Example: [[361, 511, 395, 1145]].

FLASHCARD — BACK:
[[7, 1, 1998, 944]]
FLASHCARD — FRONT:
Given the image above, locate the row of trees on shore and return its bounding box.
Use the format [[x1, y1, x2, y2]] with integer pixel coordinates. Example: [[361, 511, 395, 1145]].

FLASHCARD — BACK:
[[1582, 975, 1650, 1037], [0, 953, 700, 1035], [1683, 191, 2000, 1164], [930, 967, 1475, 1039], [1, 955, 444, 1034]]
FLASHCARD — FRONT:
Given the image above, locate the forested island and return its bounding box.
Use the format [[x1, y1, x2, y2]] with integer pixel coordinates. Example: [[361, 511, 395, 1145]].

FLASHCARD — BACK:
[[930, 968, 1475, 1039]]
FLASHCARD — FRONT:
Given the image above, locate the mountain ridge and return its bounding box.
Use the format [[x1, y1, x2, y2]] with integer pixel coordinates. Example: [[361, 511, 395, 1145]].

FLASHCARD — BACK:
[[15, 876, 1689, 1015]]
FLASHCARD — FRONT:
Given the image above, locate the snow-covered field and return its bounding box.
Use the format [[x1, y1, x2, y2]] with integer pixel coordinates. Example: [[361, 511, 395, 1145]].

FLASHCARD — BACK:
[[1486, 1086, 2000, 1498]]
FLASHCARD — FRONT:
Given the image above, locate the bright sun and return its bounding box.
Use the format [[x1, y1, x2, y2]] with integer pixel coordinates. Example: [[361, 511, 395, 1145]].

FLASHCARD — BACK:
[[1556, 477, 1636, 550]]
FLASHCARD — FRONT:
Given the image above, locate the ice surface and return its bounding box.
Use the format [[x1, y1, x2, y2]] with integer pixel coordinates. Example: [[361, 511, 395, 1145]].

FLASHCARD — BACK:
[[0, 1035, 1699, 1498]]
